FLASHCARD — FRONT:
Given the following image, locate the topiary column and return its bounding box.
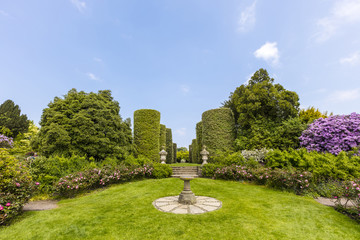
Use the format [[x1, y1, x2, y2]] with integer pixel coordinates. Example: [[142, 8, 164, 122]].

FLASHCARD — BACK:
[[202, 108, 235, 158], [159, 124, 166, 151], [191, 139, 197, 163], [173, 143, 177, 163], [189, 145, 192, 163], [166, 128, 173, 164], [133, 109, 160, 162], [196, 121, 203, 163]]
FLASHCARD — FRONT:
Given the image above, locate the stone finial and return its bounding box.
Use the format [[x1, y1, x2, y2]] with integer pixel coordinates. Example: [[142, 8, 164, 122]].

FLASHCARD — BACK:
[[159, 146, 168, 164], [200, 145, 209, 165]]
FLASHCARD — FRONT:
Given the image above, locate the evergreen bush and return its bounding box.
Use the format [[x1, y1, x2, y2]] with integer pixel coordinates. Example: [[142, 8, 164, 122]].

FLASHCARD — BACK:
[[191, 139, 197, 163], [202, 108, 235, 158], [159, 124, 166, 151], [134, 109, 160, 162], [173, 143, 177, 163], [196, 121, 203, 163], [165, 128, 173, 163]]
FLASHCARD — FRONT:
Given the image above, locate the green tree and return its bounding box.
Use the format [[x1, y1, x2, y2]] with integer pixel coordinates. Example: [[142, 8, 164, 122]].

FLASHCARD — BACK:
[[177, 150, 189, 161], [0, 100, 29, 138], [299, 106, 328, 124], [32, 89, 132, 160], [223, 68, 301, 150]]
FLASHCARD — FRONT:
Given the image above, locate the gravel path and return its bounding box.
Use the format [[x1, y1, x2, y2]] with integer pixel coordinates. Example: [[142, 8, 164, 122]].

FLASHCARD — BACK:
[[23, 200, 59, 211], [314, 197, 356, 207]]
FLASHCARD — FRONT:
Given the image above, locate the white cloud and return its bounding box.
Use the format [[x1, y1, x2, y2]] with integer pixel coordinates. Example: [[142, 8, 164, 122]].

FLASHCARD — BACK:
[[237, 1, 257, 32], [329, 89, 360, 102], [0, 10, 9, 17], [254, 42, 280, 65], [314, 0, 360, 42], [70, 0, 86, 13], [175, 128, 187, 137], [86, 72, 101, 81], [180, 85, 190, 94], [340, 51, 360, 65]]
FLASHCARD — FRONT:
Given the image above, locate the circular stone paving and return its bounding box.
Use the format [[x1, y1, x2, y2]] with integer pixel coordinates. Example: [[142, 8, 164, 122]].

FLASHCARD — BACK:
[[153, 196, 222, 214]]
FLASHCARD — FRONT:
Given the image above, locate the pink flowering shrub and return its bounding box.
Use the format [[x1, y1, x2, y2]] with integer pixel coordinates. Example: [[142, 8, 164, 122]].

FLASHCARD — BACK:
[[334, 179, 360, 221], [54, 163, 173, 198], [212, 164, 312, 195], [300, 113, 360, 155], [0, 149, 37, 225], [0, 134, 13, 148]]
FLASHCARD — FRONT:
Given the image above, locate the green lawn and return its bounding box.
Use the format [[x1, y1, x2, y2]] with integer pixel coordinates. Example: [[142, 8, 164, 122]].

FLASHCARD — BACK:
[[1, 178, 359, 240]]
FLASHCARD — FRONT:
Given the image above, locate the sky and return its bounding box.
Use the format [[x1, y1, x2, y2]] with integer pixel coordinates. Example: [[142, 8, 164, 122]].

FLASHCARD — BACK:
[[1, 0, 360, 148]]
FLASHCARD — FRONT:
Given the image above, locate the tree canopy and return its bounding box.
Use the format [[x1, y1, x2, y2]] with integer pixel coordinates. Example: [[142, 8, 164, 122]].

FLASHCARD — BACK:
[[32, 89, 132, 160], [0, 100, 29, 138], [223, 68, 302, 150]]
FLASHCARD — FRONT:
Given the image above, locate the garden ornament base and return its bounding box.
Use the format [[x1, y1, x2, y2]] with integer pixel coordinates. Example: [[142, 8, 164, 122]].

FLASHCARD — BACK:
[[178, 177, 196, 205]]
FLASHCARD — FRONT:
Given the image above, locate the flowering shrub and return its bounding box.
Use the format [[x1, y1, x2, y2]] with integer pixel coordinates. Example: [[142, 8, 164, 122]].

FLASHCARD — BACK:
[[54, 164, 154, 197], [0, 149, 37, 225], [300, 113, 360, 155], [0, 134, 13, 148], [241, 148, 272, 163], [212, 164, 312, 195], [334, 179, 360, 221]]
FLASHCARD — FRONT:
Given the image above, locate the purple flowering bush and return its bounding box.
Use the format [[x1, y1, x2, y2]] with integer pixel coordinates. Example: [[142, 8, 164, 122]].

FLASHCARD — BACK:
[[0, 149, 37, 225], [0, 134, 13, 148], [300, 112, 360, 155]]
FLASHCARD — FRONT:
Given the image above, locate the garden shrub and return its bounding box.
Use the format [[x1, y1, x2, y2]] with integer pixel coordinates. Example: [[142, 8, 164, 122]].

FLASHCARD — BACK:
[[189, 145, 192, 163], [299, 106, 328, 124], [191, 139, 197, 163], [196, 121, 203, 163], [151, 163, 172, 179], [202, 108, 235, 158], [159, 124, 166, 151], [133, 109, 160, 162], [334, 179, 360, 222], [165, 128, 173, 163], [300, 112, 360, 155], [173, 143, 177, 163], [265, 149, 360, 181], [0, 134, 13, 148], [0, 149, 36, 225], [201, 164, 222, 178]]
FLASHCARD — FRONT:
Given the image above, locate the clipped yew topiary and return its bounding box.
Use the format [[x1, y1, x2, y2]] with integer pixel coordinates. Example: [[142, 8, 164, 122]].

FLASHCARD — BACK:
[[189, 145, 192, 163], [192, 139, 198, 163], [173, 143, 177, 163], [166, 128, 173, 163], [202, 108, 235, 158], [196, 121, 203, 163], [133, 109, 160, 162], [159, 124, 166, 151]]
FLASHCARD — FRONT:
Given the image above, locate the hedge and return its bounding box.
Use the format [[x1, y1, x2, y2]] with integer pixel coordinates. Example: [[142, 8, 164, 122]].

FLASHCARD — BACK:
[[202, 108, 235, 158], [192, 139, 198, 163], [173, 143, 177, 163], [166, 128, 173, 163], [133, 109, 160, 162], [159, 124, 166, 151], [189, 145, 192, 163], [196, 121, 203, 163]]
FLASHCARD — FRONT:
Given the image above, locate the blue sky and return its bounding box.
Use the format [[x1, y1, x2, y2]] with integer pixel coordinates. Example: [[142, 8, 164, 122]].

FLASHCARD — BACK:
[[1, 0, 360, 148]]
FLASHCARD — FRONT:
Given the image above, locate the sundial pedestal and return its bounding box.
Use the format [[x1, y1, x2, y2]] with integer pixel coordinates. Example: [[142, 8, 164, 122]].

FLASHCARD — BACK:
[[178, 177, 196, 205]]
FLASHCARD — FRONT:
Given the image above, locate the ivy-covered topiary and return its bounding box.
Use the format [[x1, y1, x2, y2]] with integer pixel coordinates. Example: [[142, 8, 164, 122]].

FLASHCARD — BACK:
[[192, 139, 198, 163], [133, 109, 160, 162], [166, 128, 173, 163], [196, 121, 203, 163], [159, 124, 166, 151], [202, 108, 235, 158], [173, 143, 177, 163]]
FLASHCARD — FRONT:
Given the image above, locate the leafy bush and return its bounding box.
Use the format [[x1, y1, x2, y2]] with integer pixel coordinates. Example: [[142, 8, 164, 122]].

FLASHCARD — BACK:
[[265, 148, 360, 181], [299, 106, 328, 124], [241, 148, 272, 163], [334, 179, 360, 222], [55, 165, 154, 198], [165, 128, 173, 163], [201, 164, 222, 177], [151, 163, 172, 179], [300, 112, 360, 155], [0, 134, 13, 148], [0, 149, 36, 225]]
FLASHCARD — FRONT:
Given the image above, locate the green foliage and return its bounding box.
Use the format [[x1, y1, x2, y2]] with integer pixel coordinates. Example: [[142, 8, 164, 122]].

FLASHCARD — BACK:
[[189, 145, 192, 163], [176, 150, 189, 161], [133, 109, 160, 162], [299, 106, 328, 124], [159, 124, 166, 151], [151, 163, 173, 178], [33, 89, 132, 160], [173, 143, 177, 163], [223, 68, 300, 150], [191, 139, 198, 163], [201, 163, 221, 177], [0, 149, 35, 225], [9, 121, 39, 156], [0, 99, 29, 138], [265, 148, 360, 180], [165, 128, 173, 163], [196, 121, 203, 163], [202, 108, 235, 158], [235, 117, 306, 150]]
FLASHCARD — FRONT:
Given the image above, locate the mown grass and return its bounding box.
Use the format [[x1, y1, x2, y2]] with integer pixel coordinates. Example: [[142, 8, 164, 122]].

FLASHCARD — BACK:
[[1, 178, 359, 240]]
